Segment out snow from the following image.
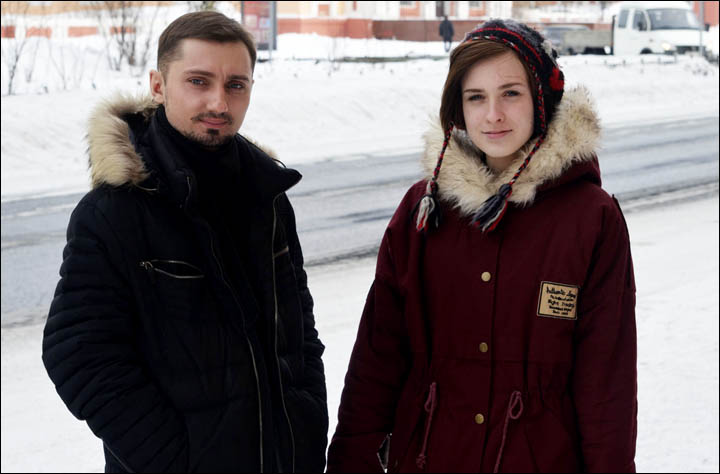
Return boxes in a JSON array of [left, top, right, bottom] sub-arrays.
[[2, 33, 718, 201], [1, 192, 718, 472], [1, 28, 719, 472]]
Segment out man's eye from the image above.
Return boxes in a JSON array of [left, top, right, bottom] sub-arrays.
[[228, 82, 245, 90], [189, 78, 206, 86]]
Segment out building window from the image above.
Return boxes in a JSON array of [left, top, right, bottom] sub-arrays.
[[400, 1, 415, 6], [469, 1, 484, 8]]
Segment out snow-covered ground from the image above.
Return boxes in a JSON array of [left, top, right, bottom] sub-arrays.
[[2, 33, 719, 201], [1, 192, 718, 473], [2, 27, 719, 473]]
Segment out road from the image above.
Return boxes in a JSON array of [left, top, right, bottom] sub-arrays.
[[1, 116, 718, 327]]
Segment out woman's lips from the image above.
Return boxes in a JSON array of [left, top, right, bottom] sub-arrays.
[[483, 130, 511, 139]]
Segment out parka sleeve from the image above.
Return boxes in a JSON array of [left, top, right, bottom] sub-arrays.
[[42, 201, 188, 472], [573, 197, 638, 473], [327, 224, 412, 473], [282, 194, 330, 472]]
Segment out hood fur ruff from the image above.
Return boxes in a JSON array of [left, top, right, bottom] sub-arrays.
[[86, 94, 276, 189], [421, 86, 601, 216]]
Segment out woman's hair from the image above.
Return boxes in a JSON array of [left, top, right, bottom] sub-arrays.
[[439, 40, 538, 132]]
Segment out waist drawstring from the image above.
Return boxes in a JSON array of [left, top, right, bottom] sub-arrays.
[[493, 390, 524, 473], [415, 382, 438, 469]]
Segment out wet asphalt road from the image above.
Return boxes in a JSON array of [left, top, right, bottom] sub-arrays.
[[2, 116, 718, 327]]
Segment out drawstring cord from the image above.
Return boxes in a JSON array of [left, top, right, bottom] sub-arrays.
[[493, 390, 524, 473], [415, 382, 438, 469]]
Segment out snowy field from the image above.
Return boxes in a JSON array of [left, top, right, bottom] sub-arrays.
[[1, 192, 718, 473], [2, 33, 719, 200]]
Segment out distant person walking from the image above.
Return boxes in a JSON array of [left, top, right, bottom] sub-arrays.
[[439, 15, 455, 52]]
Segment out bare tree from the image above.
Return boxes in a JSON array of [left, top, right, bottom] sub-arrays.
[[89, 1, 161, 73], [22, 2, 49, 85], [187, 1, 217, 12], [47, 39, 68, 90], [129, 2, 161, 77], [1, 0, 30, 95]]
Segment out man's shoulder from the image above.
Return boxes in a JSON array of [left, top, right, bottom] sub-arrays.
[[71, 184, 149, 228], [236, 134, 284, 167]]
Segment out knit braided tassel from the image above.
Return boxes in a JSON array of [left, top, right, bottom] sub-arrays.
[[471, 183, 513, 232], [414, 181, 438, 231], [414, 123, 454, 232], [471, 133, 547, 232]]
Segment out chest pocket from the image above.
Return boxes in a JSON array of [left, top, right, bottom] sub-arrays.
[[139, 259, 217, 322]]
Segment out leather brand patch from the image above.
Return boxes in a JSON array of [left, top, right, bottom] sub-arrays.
[[537, 281, 579, 320]]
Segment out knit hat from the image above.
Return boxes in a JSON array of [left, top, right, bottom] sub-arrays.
[[414, 19, 565, 233]]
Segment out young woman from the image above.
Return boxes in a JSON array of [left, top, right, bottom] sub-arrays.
[[327, 19, 637, 473]]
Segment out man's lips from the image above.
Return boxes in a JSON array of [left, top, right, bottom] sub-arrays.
[[199, 118, 228, 128]]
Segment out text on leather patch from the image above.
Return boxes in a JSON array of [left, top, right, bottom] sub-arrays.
[[537, 281, 579, 320]]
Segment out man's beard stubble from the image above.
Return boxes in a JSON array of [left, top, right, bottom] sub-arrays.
[[184, 128, 234, 149], [165, 95, 236, 149]]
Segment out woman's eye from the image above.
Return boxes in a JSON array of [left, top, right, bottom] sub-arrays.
[[468, 94, 484, 101], [505, 90, 520, 97]]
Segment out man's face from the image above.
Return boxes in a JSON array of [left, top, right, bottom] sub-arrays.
[[150, 39, 253, 148]]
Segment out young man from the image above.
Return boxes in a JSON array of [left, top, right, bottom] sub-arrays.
[[42, 11, 327, 472]]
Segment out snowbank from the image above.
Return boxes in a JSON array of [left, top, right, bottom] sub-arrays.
[[1, 34, 718, 201]]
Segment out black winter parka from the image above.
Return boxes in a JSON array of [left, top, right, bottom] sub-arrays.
[[42, 96, 328, 473]]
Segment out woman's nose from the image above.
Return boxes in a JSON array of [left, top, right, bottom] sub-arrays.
[[486, 99, 504, 123]]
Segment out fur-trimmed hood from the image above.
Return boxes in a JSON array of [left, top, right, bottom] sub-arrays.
[[87, 94, 157, 190], [86, 94, 279, 191], [421, 86, 601, 216]]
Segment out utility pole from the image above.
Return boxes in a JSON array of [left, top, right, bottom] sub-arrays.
[[699, 1, 705, 59]]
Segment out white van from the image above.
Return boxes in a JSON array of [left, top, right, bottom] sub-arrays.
[[613, 1, 710, 55]]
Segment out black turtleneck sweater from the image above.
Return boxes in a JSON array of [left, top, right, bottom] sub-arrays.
[[155, 106, 261, 298], [156, 106, 288, 470]]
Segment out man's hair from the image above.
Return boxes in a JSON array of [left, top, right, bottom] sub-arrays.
[[440, 40, 537, 132], [157, 11, 257, 75]]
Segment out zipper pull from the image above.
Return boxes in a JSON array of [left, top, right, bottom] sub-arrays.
[[139, 261, 156, 285]]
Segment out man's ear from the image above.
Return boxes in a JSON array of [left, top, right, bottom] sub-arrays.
[[149, 69, 165, 104]]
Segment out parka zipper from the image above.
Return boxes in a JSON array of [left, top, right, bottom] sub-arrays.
[[271, 194, 297, 472], [103, 442, 135, 473], [139, 259, 204, 280], [185, 175, 265, 472]]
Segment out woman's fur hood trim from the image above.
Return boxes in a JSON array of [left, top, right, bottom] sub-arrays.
[[86, 94, 276, 189], [421, 85, 601, 215]]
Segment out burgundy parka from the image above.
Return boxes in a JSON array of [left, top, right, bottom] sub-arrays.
[[327, 87, 637, 473]]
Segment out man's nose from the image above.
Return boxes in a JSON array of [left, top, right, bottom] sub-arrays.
[[208, 87, 229, 114]]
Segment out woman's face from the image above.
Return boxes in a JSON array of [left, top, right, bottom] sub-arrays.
[[461, 51, 534, 173]]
